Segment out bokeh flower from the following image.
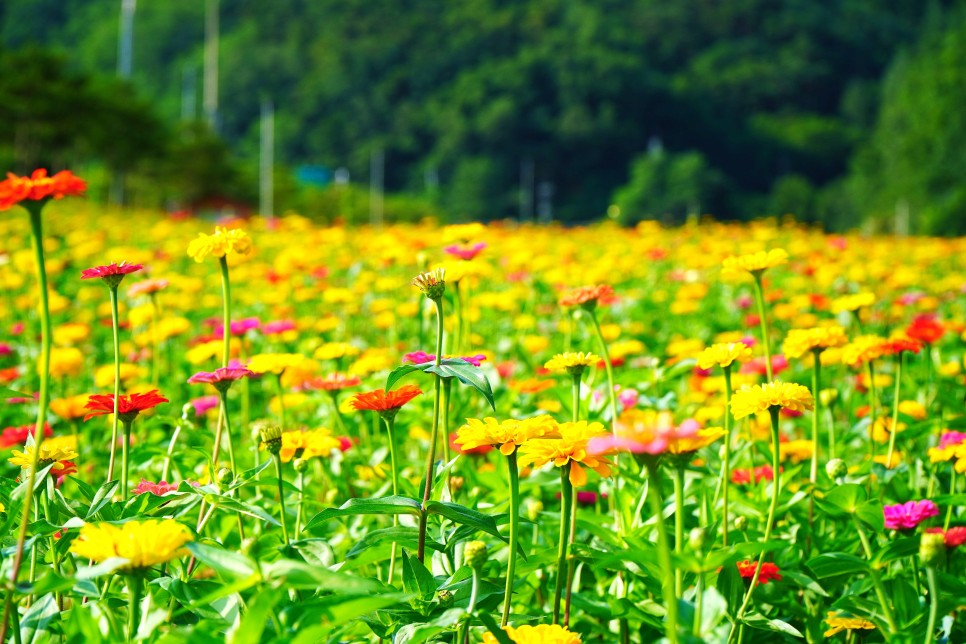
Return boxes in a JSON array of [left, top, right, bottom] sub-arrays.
[[519, 421, 613, 487], [736, 560, 782, 584], [186, 227, 252, 262], [729, 382, 814, 419], [69, 519, 193, 571], [482, 624, 581, 644], [883, 500, 939, 530], [455, 416, 557, 455], [696, 342, 754, 370]]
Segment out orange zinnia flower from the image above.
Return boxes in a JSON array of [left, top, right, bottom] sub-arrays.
[[350, 385, 422, 418], [559, 284, 616, 309], [84, 390, 170, 423], [0, 169, 86, 211]]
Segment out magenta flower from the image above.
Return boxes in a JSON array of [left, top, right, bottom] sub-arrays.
[[939, 431, 966, 449], [618, 388, 639, 411], [262, 319, 296, 335], [884, 500, 939, 530], [0, 343, 12, 357], [189, 395, 220, 416], [187, 366, 255, 392], [80, 262, 144, 288], [403, 351, 487, 367], [444, 242, 487, 260]]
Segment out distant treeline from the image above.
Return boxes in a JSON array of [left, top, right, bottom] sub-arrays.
[[2, 0, 966, 232]]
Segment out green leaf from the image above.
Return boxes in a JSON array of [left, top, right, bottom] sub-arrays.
[[304, 495, 422, 531], [345, 526, 443, 560], [0, 385, 30, 399], [186, 541, 259, 581], [715, 561, 743, 616], [85, 480, 120, 520], [742, 612, 804, 638], [425, 501, 504, 540], [822, 483, 867, 516], [805, 553, 869, 579], [289, 594, 412, 644], [263, 559, 386, 594], [478, 612, 514, 644], [856, 499, 884, 531], [385, 364, 424, 391], [426, 362, 496, 411], [20, 593, 58, 643], [401, 550, 438, 599]]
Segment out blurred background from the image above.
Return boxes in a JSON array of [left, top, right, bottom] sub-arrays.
[[1, 0, 963, 232]]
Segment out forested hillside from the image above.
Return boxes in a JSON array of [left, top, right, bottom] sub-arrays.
[[1, 0, 964, 231]]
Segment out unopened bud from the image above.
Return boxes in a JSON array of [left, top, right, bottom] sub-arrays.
[[689, 527, 710, 553], [449, 476, 464, 494], [734, 516, 748, 531], [826, 458, 848, 480], [217, 467, 233, 485], [920, 532, 946, 567], [412, 268, 446, 301], [436, 589, 454, 607], [258, 423, 283, 455], [294, 458, 309, 473], [463, 540, 488, 570], [526, 499, 544, 522]]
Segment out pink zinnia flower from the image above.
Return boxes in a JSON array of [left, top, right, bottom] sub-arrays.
[[80, 262, 144, 287], [133, 480, 180, 496], [402, 352, 487, 367], [444, 242, 487, 260], [939, 431, 966, 449], [588, 417, 699, 456], [189, 395, 220, 416], [262, 319, 296, 335], [187, 366, 255, 392], [0, 342, 12, 357], [737, 294, 754, 310], [618, 388, 639, 411], [127, 278, 169, 298], [884, 500, 939, 530]]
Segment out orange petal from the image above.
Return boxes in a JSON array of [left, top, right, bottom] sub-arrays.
[[569, 463, 587, 488]]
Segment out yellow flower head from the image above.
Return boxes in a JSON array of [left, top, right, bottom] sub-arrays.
[[69, 519, 193, 572], [667, 426, 726, 455], [778, 439, 814, 463], [730, 381, 814, 419], [841, 335, 888, 367], [721, 248, 788, 278], [313, 342, 361, 361], [831, 292, 875, 314], [48, 347, 85, 378], [543, 352, 601, 375], [483, 624, 582, 644], [455, 416, 558, 456], [279, 428, 343, 463], [186, 226, 252, 262], [50, 394, 93, 421], [696, 343, 753, 370], [247, 353, 306, 376], [824, 612, 876, 638], [781, 326, 848, 359], [517, 421, 613, 487], [9, 436, 78, 472]]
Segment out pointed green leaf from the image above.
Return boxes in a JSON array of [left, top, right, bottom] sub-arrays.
[[304, 495, 422, 531], [425, 501, 504, 540], [402, 550, 438, 599]]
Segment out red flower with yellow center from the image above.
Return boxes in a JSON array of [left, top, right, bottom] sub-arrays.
[[84, 390, 169, 423]]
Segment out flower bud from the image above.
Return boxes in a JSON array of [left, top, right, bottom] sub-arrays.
[[819, 388, 838, 407], [920, 532, 946, 567], [463, 540, 488, 570], [294, 458, 309, 473], [734, 516, 748, 531], [688, 527, 710, 553], [412, 268, 446, 301], [526, 499, 544, 522], [216, 467, 233, 485], [826, 458, 848, 480], [436, 589, 454, 607], [258, 423, 283, 455], [449, 475, 464, 494]]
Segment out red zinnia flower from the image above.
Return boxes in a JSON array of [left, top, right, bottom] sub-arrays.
[[906, 315, 945, 344], [736, 560, 782, 584], [187, 367, 255, 392], [883, 336, 923, 356], [560, 284, 617, 309], [84, 390, 169, 422], [350, 385, 422, 415], [81, 262, 144, 288], [926, 526, 966, 549], [308, 373, 362, 392], [0, 169, 86, 211], [0, 423, 52, 449]]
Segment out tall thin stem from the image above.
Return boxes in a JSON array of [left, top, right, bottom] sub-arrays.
[[925, 566, 939, 644], [1, 205, 54, 643], [852, 515, 898, 634], [108, 286, 122, 482], [673, 465, 686, 597], [646, 462, 679, 644], [886, 354, 903, 469], [810, 351, 822, 484], [273, 456, 290, 546], [867, 361, 878, 464], [126, 575, 142, 643], [588, 311, 624, 533], [727, 406, 782, 643], [219, 391, 238, 475], [385, 416, 400, 582], [121, 419, 133, 502], [501, 452, 521, 627], [219, 256, 231, 368], [721, 367, 733, 545], [751, 274, 773, 382], [417, 297, 444, 563], [552, 465, 574, 625]]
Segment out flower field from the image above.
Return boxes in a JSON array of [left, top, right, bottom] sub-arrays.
[[2, 171, 966, 643]]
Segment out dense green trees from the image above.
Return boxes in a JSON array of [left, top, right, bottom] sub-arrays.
[[1, 0, 963, 229]]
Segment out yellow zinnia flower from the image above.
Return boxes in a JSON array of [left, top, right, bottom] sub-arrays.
[[517, 421, 613, 487], [831, 292, 875, 314], [483, 624, 581, 644], [69, 519, 193, 571], [824, 612, 876, 637], [50, 394, 93, 421], [781, 326, 848, 359], [8, 436, 78, 472], [247, 353, 306, 376], [696, 342, 753, 370], [313, 342, 361, 361], [186, 226, 252, 262], [721, 248, 788, 277], [544, 352, 601, 374], [455, 416, 558, 456], [48, 347, 85, 378], [279, 428, 343, 463], [778, 439, 814, 463], [667, 426, 726, 455], [841, 335, 888, 367], [730, 382, 814, 419]]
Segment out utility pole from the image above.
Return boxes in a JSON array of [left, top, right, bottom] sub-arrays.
[[519, 158, 534, 221], [260, 100, 275, 219], [370, 148, 384, 227], [204, 0, 220, 131], [117, 0, 136, 78], [181, 65, 197, 121]]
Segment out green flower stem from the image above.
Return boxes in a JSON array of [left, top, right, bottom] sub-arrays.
[[693, 571, 704, 638], [727, 406, 782, 644], [867, 361, 878, 465], [645, 462, 679, 644], [944, 471, 956, 531], [385, 416, 400, 583], [552, 464, 574, 625], [571, 373, 581, 423], [273, 455, 290, 546], [417, 297, 444, 563], [219, 256, 231, 367], [127, 575, 142, 643], [219, 391, 238, 475], [453, 280, 463, 354], [925, 566, 939, 644], [161, 423, 181, 489], [3, 205, 53, 626], [442, 378, 453, 496], [673, 465, 686, 597], [751, 273, 773, 382], [107, 285, 122, 483], [328, 392, 347, 435], [886, 354, 903, 470], [501, 451, 521, 627], [564, 476, 579, 627], [210, 402, 226, 471], [810, 352, 822, 483], [149, 293, 161, 386], [852, 515, 898, 635], [275, 374, 287, 428], [588, 310, 624, 531], [294, 470, 305, 536], [722, 367, 733, 546], [121, 419, 134, 502]]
